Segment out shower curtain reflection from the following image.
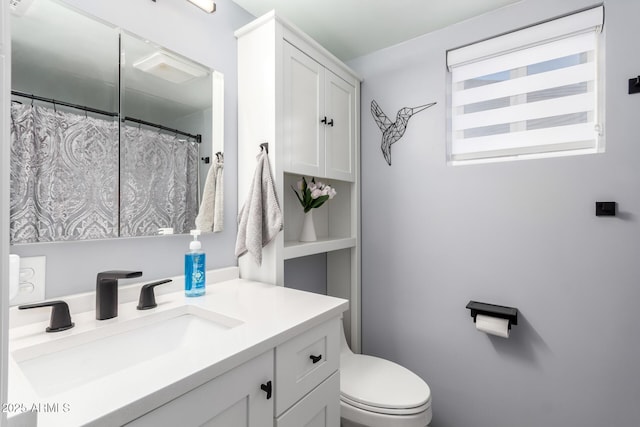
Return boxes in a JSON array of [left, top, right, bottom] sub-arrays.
[[10, 103, 119, 243], [9, 103, 200, 243], [120, 125, 199, 237]]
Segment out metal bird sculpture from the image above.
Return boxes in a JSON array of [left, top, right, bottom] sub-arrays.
[[371, 100, 436, 165]]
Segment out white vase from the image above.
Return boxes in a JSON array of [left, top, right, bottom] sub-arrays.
[[299, 210, 317, 242]]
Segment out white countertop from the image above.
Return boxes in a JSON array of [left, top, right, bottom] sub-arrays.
[[7, 272, 348, 426]]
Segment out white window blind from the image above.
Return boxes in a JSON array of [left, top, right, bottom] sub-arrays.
[[447, 6, 604, 162]]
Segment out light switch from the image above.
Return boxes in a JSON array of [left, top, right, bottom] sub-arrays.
[[595, 201, 616, 217]]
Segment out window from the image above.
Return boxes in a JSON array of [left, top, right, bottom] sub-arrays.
[[447, 6, 604, 163]]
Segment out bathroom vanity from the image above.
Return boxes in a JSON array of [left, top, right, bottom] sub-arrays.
[[6, 268, 347, 426]]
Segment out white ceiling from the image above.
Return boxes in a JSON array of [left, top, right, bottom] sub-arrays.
[[231, 0, 520, 61]]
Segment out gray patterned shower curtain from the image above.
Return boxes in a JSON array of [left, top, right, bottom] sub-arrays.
[[10, 104, 119, 243], [10, 103, 199, 243], [119, 126, 198, 237]]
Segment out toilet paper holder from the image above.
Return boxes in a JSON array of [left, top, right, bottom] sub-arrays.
[[466, 301, 518, 330]]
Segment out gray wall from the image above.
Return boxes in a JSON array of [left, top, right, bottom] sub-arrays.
[[284, 254, 327, 295], [348, 0, 640, 426], [10, 0, 255, 297]]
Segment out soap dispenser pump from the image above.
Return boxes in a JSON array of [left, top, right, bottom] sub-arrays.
[[185, 229, 206, 297]]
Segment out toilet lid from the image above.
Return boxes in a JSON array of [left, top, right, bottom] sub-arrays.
[[340, 353, 431, 412]]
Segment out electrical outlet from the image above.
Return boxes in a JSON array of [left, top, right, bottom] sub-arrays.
[[10, 256, 46, 306]]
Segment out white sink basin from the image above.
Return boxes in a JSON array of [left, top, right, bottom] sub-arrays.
[[11, 305, 243, 398]]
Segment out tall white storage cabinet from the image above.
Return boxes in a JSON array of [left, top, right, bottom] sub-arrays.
[[236, 12, 362, 351]]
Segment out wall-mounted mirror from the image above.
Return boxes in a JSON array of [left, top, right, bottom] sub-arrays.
[[119, 32, 212, 237], [9, 0, 224, 244]]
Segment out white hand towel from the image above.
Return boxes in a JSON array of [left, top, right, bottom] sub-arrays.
[[195, 156, 224, 232], [235, 150, 283, 265], [213, 157, 224, 232]]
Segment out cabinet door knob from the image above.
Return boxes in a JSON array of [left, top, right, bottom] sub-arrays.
[[260, 381, 272, 399], [327, 118, 334, 127], [310, 354, 322, 364], [320, 116, 327, 124]]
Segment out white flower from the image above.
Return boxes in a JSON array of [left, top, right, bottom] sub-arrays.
[[292, 176, 337, 211]]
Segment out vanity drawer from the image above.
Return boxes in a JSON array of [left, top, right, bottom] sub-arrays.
[[276, 371, 340, 427], [275, 317, 340, 416]]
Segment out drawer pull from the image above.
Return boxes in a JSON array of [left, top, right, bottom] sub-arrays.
[[309, 354, 322, 364], [260, 381, 272, 399]]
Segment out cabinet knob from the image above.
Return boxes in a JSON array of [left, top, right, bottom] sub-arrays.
[[260, 381, 272, 399], [310, 354, 322, 364], [320, 117, 334, 127]]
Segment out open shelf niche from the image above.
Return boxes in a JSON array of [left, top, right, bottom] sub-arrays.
[[283, 173, 355, 259]]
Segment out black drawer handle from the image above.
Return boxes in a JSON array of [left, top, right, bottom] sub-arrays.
[[310, 354, 322, 364], [260, 381, 272, 399]]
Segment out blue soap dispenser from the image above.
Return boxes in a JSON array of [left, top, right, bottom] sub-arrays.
[[185, 229, 206, 297]]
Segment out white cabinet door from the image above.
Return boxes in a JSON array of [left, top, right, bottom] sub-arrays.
[[284, 41, 324, 178], [125, 350, 274, 427], [283, 42, 355, 182], [324, 70, 355, 182], [276, 372, 340, 427]]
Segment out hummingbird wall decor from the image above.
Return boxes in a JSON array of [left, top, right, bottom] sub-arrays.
[[371, 100, 436, 166]]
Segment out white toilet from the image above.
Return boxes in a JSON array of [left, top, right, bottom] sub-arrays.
[[339, 325, 432, 427]]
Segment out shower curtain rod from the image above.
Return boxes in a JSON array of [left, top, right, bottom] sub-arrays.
[[123, 117, 201, 143], [11, 90, 118, 117], [11, 90, 202, 143]]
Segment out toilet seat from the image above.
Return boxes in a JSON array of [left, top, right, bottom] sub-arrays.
[[340, 352, 431, 416], [341, 394, 430, 416], [340, 400, 432, 427]]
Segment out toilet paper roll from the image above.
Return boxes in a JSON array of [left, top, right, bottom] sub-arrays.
[[476, 314, 510, 338]]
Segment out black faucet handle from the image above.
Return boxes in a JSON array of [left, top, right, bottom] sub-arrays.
[[19, 300, 74, 333], [137, 279, 172, 310], [97, 270, 143, 281]]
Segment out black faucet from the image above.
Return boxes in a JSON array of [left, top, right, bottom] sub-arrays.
[[96, 270, 142, 320]]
